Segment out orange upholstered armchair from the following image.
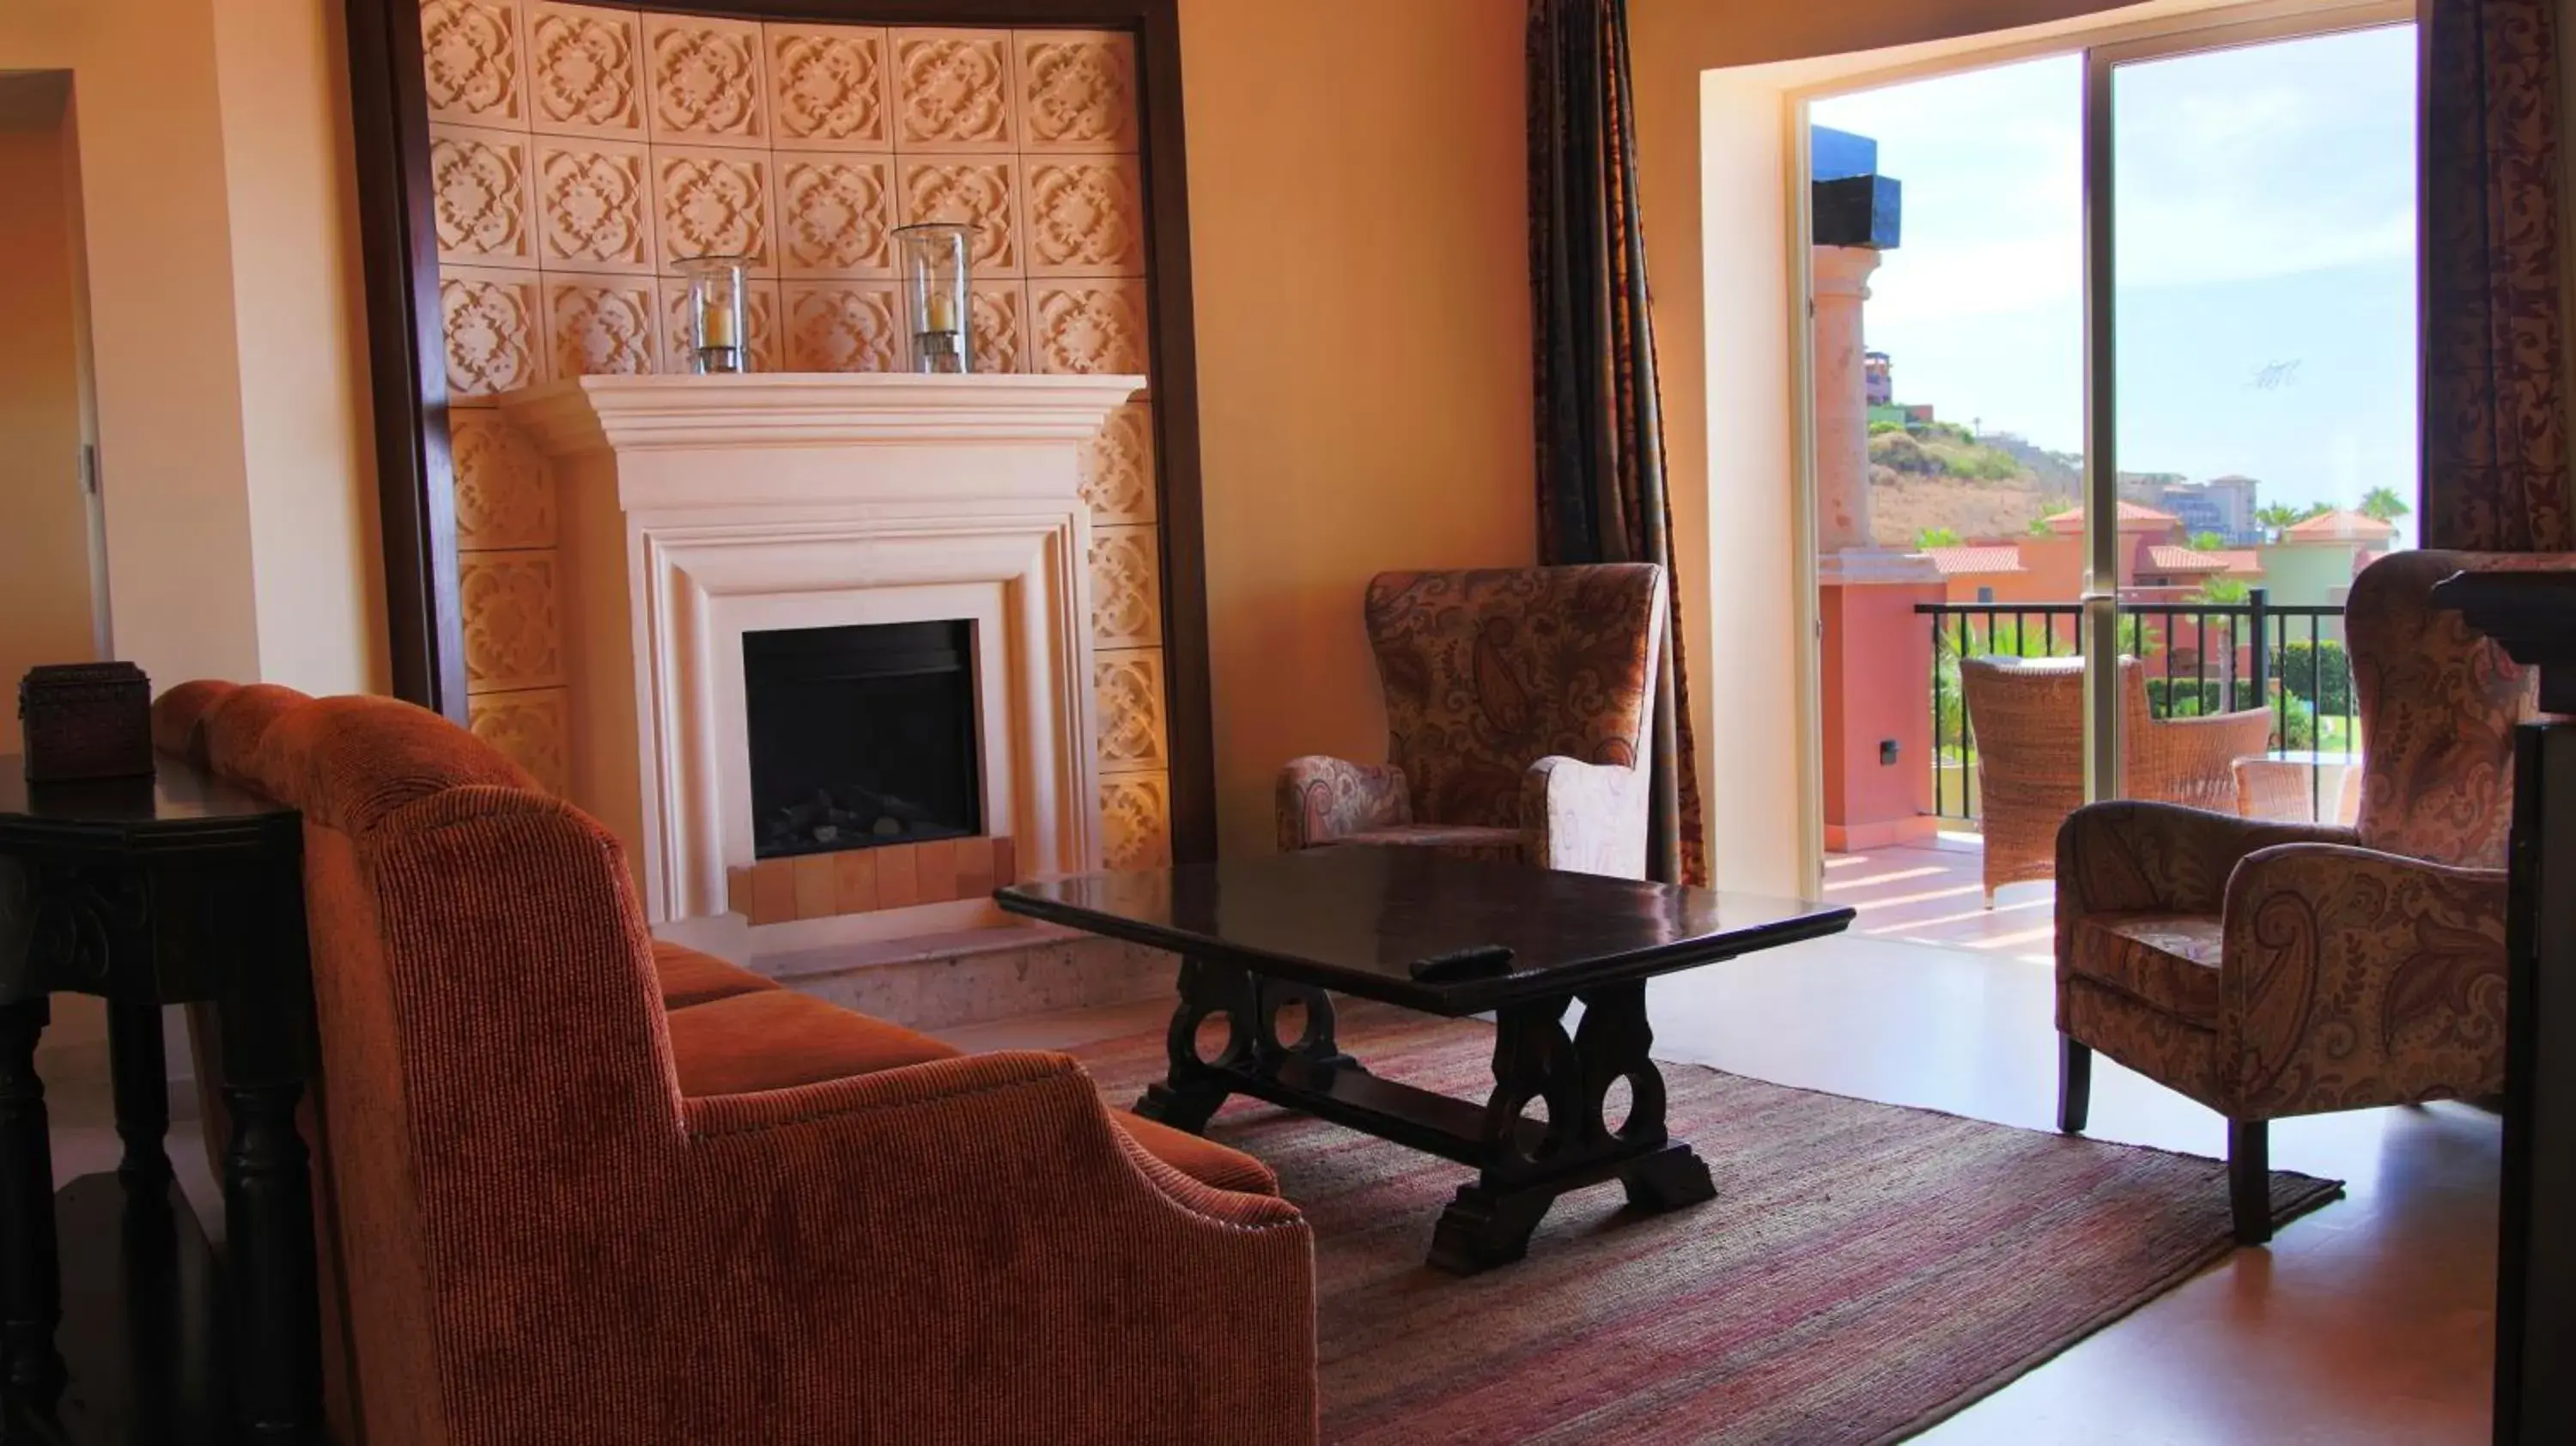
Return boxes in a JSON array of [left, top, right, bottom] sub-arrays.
[[152, 682, 1316, 1446], [1276, 564, 1667, 878], [2055, 550, 2565, 1243]]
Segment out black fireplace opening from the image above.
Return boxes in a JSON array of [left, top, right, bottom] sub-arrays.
[[744, 621, 983, 860]]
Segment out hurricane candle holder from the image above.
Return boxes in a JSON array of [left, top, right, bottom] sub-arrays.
[[894, 222, 972, 374], [678, 255, 750, 374]]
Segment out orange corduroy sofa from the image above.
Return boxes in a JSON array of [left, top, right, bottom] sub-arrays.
[[153, 680, 1317, 1446]]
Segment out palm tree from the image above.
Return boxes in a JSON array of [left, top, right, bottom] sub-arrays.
[[2359, 485, 2413, 523], [2254, 502, 2308, 536]]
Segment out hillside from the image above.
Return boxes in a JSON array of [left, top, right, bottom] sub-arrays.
[[1865, 422, 2075, 546], [1871, 477, 2067, 547]]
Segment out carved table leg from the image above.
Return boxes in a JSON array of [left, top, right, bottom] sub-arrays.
[[0, 999, 61, 1402], [223, 1079, 319, 1443], [1580, 986, 1716, 1214], [107, 1000, 171, 1188], [1429, 984, 1712, 1274], [1135, 958, 1253, 1133], [1251, 977, 1359, 1073]]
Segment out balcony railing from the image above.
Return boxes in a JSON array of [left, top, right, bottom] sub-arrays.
[[1914, 589, 2353, 823]]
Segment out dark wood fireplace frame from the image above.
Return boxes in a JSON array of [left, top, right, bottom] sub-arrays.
[[343, 0, 1220, 862]]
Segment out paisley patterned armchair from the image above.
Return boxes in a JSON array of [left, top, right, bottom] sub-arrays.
[[2057, 550, 2567, 1243], [1276, 565, 1666, 878]]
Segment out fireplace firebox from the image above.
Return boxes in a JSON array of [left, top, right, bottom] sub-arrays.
[[744, 622, 983, 860]]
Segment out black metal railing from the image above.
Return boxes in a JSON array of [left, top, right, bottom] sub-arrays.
[[1914, 588, 2352, 822]]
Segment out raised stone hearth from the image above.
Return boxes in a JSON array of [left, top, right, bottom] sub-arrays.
[[503, 372, 1157, 1023]]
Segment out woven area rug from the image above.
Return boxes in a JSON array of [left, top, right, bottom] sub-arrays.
[[1073, 1006, 2342, 1445]]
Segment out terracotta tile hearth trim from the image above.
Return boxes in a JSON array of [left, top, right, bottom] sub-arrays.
[[730, 835, 1018, 924]]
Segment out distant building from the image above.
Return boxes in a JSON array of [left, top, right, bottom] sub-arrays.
[[2117, 474, 2261, 545], [2256, 507, 2399, 629], [1863, 350, 1893, 407], [2136, 545, 2263, 590]]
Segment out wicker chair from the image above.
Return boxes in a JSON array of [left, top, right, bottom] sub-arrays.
[[2233, 756, 2364, 824], [1959, 656, 2273, 903]]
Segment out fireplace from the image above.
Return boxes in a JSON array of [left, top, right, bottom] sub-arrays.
[[744, 621, 983, 860], [501, 373, 1139, 923]]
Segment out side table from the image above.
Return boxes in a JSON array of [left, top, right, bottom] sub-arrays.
[[0, 753, 321, 1443]]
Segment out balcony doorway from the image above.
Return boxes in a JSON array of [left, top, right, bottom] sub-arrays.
[[1799, 8, 2416, 962]]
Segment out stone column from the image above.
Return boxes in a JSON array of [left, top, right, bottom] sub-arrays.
[[1812, 244, 1883, 556]]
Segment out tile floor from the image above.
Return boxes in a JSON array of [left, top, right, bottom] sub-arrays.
[[47, 914, 2495, 1443], [1824, 835, 2057, 963]]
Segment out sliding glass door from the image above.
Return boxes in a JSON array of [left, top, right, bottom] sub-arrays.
[[2081, 7, 2415, 817], [1796, 3, 2415, 949]]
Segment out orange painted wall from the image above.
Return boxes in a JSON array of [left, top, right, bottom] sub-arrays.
[[0, 0, 386, 698], [1819, 580, 1941, 846], [0, 105, 100, 754], [1180, 0, 1538, 858]]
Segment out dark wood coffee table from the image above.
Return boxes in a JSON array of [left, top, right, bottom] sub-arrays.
[[997, 847, 1853, 1273]]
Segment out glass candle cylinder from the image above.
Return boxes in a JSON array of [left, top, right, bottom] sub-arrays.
[[678, 255, 750, 374], [894, 222, 973, 374]]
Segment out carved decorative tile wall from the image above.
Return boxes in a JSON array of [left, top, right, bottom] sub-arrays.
[[777, 156, 893, 277], [1096, 649, 1168, 775], [450, 412, 556, 550], [422, 0, 526, 130], [897, 158, 1018, 276], [784, 283, 902, 373], [894, 31, 1015, 151], [1089, 524, 1161, 649], [526, 3, 645, 139], [1078, 401, 1155, 524], [427, 17, 1165, 838], [1021, 157, 1142, 278], [459, 550, 565, 692], [768, 24, 890, 150], [654, 145, 773, 274], [470, 688, 571, 795], [1018, 33, 1135, 153], [431, 125, 535, 264], [645, 13, 764, 143], [1100, 775, 1171, 870], [440, 267, 543, 398], [1032, 279, 1147, 374], [535, 137, 653, 273], [969, 282, 1026, 374], [544, 278, 659, 377], [659, 278, 781, 374]]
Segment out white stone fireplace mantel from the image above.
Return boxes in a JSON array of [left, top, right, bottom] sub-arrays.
[[501, 373, 1147, 927]]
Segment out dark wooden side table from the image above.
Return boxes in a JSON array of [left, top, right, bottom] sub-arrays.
[[2431, 571, 2576, 1446], [0, 754, 321, 1443]]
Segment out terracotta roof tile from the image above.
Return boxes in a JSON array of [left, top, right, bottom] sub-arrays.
[[1921, 545, 2026, 576]]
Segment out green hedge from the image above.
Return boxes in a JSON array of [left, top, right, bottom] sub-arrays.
[[2275, 641, 2353, 715], [2143, 678, 2227, 718]]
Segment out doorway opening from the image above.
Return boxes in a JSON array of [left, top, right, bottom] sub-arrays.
[[1801, 10, 2417, 962]]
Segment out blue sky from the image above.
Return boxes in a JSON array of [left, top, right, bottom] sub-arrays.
[[1809, 24, 2418, 541]]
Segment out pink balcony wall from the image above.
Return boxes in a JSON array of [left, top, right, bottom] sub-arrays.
[[1820, 579, 1945, 851]]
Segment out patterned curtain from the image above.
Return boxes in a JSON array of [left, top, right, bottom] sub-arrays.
[[2423, 0, 2572, 550], [1528, 0, 1707, 886]]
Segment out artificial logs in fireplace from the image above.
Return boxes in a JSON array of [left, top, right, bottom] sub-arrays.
[[742, 621, 982, 860]]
